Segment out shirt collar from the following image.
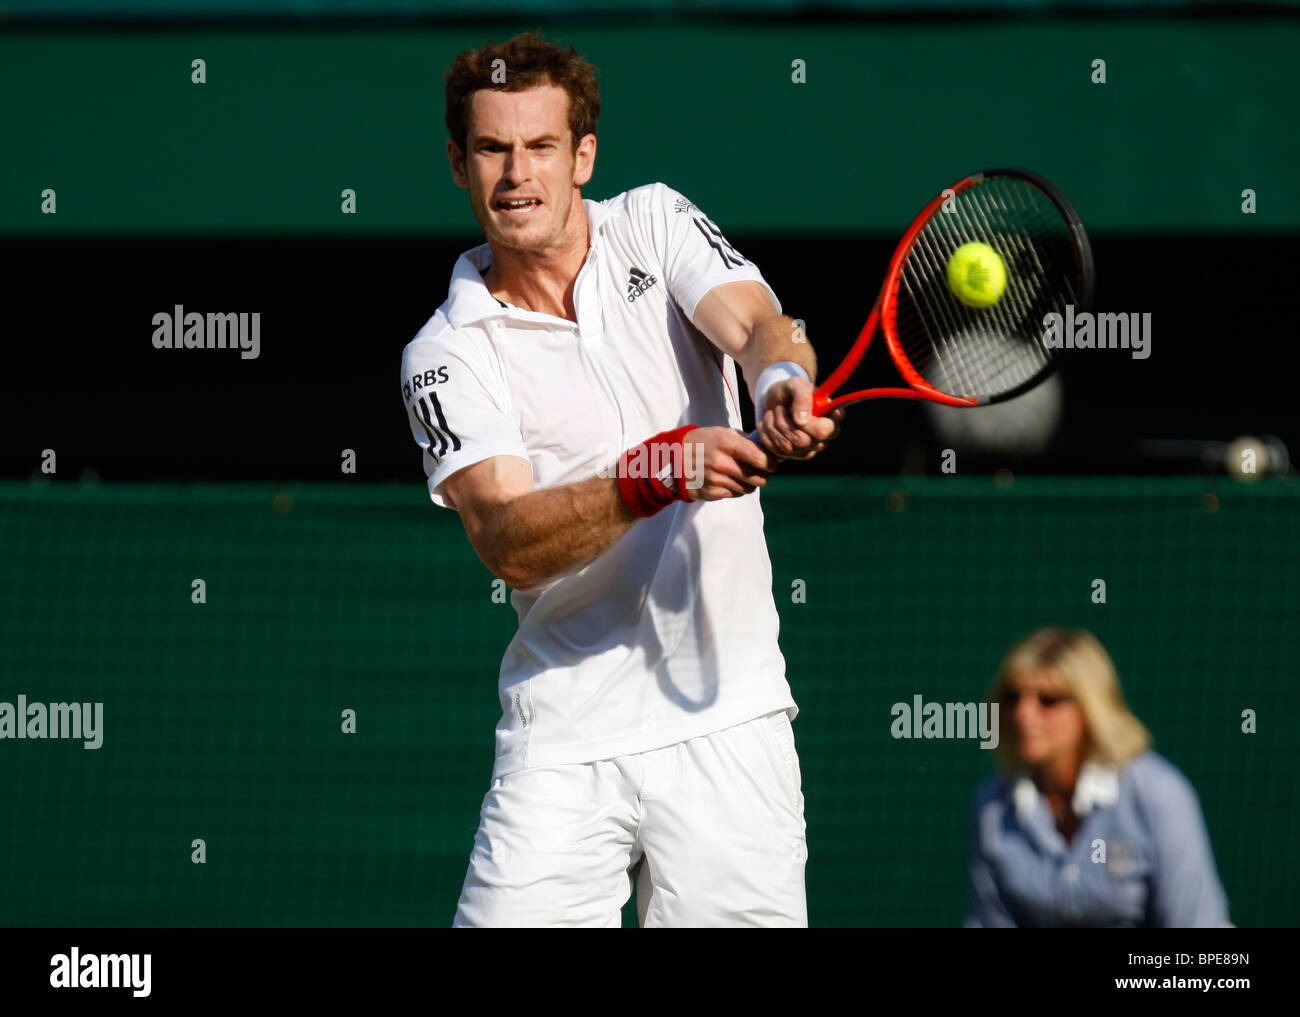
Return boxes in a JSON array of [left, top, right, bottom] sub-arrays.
[[1071, 761, 1120, 815], [444, 196, 611, 330], [1012, 761, 1121, 821]]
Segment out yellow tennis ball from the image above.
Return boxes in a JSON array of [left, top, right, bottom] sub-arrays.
[[946, 242, 1007, 309]]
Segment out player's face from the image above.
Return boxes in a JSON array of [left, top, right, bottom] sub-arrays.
[[1002, 670, 1086, 768], [452, 84, 594, 253]]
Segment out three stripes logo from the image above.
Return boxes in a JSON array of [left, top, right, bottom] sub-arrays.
[[410, 390, 461, 464], [626, 267, 659, 303], [691, 214, 749, 269]]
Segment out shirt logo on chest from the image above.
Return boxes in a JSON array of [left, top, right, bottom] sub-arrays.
[[626, 266, 659, 303]]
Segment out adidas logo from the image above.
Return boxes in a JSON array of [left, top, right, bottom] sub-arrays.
[[626, 267, 660, 303]]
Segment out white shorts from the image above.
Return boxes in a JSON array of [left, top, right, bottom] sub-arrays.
[[452, 710, 808, 927]]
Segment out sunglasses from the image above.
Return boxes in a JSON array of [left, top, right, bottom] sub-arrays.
[[998, 689, 1075, 708]]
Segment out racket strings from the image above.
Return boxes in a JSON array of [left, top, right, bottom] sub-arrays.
[[903, 242, 984, 397], [961, 181, 1051, 359], [915, 184, 1064, 392], [966, 177, 1082, 358], [953, 179, 1055, 366], [895, 175, 1083, 400], [911, 185, 1052, 393]]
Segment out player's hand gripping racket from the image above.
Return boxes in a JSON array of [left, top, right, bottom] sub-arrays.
[[748, 168, 1094, 449]]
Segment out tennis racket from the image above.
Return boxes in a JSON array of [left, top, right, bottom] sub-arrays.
[[748, 167, 1094, 447]]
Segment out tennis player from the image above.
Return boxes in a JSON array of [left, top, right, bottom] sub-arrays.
[[400, 32, 842, 927], [965, 627, 1230, 927]]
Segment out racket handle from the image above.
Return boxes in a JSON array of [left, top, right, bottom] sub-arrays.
[[746, 393, 833, 448]]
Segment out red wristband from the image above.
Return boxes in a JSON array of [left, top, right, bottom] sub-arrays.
[[616, 425, 700, 518]]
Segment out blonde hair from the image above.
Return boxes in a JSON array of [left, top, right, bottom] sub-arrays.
[[987, 627, 1151, 774]]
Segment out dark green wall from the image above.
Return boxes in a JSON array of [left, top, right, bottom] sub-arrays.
[[0, 0, 1228, 17], [2, 477, 1295, 927], [2, 20, 1297, 235]]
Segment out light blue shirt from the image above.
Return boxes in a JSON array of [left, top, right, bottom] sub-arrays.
[[964, 750, 1230, 928]]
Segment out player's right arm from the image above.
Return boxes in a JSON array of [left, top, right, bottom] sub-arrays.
[[401, 327, 771, 593], [442, 429, 770, 593]]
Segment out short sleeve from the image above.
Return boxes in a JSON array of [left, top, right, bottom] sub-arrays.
[[636, 182, 782, 326], [400, 332, 530, 509]]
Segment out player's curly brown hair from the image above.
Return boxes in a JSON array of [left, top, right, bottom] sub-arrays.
[[444, 31, 601, 156]]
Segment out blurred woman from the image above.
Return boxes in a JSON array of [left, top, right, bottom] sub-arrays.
[[964, 627, 1229, 927]]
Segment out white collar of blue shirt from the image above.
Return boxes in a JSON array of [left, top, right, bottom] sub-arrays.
[[1013, 761, 1121, 820]]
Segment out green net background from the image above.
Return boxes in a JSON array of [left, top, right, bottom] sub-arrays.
[[1, 476, 1296, 927], [4, 21, 1299, 236]]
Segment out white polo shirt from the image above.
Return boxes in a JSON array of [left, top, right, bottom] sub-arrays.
[[400, 182, 796, 778]]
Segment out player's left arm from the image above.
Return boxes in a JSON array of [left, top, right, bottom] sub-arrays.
[[693, 280, 843, 460]]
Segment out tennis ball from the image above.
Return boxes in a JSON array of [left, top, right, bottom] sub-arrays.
[[946, 242, 1007, 309]]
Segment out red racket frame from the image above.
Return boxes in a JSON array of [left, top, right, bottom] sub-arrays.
[[792, 168, 1093, 419]]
